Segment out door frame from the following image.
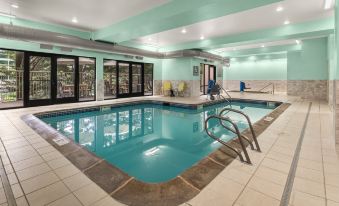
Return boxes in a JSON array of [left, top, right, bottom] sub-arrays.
[[54, 55, 79, 104], [201, 64, 216, 95], [24, 52, 79, 107], [116, 60, 144, 98]]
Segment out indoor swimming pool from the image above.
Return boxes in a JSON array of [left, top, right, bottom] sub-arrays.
[[40, 101, 278, 183]]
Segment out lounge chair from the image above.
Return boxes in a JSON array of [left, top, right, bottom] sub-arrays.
[[162, 81, 172, 96], [177, 82, 186, 97]]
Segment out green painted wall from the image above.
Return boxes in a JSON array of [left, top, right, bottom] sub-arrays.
[[224, 58, 287, 80], [161, 58, 193, 80], [287, 37, 328, 80]]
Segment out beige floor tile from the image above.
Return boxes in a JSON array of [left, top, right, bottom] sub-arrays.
[[326, 184, 339, 203], [219, 167, 252, 185], [21, 171, 59, 194], [16, 163, 51, 181], [261, 157, 290, 174], [54, 164, 80, 179], [7, 173, 18, 185], [298, 158, 323, 171], [324, 163, 339, 175], [247, 176, 284, 200], [293, 177, 325, 198], [42, 151, 63, 161], [0, 188, 6, 204], [12, 156, 44, 172], [15, 196, 29, 206], [325, 174, 339, 187], [11, 183, 24, 198], [26, 181, 70, 206], [189, 188, 234, 206], [47, 157, 71, 170], [36, 146, 57, 155], [289, 190, 326, 206], [63, 173, 92, 192], [47, 194, 82, 206], [236, 187, 280, 206], [296, 166, 324, 183], [91, 196, 125, 206], [206, 176, 244, 202], [74, 183, 108, 206], [266, 150, 293, 164], [327, 200, 339, 206], [254, 166, 288, 186]]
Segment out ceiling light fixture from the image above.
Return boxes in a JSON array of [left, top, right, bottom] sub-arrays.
[[11, 4, 19, 9], [324, 0, 334, 10], [284, 20, 290, 25], [0, 12, 16, 18], [71, 17, 78, 23], [261, 45, 265, 48], [181, 28, 187, 34], [296, 40, 301, 44], [276, 6, 284, 12], [200, 36, 205, 40]]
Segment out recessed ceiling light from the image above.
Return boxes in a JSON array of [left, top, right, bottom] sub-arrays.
[[296, 40, 301, 44], [276, 6, 284, 12], [181, 28, 187, 34], [261, 45, 265, 48], [0, 12, 15, 18], [71, 17, 78, 23], [284, 20, 290, 25], [324, 0, 334, 10], [200, 36, 205, 40], [11, 4, 19, 9], [148, 37, 153, 41]]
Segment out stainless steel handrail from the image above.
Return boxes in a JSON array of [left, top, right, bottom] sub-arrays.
[[205, 115, 252, 164], [258, 83, 275, 94], [219, 108, 261, 152], [218, 120, 255, 150]]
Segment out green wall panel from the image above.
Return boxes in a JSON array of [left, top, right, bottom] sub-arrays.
[[287, 37, 328, 80], [224, 58, 287, 80]]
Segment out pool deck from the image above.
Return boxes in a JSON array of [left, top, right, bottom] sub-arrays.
[[0, 92, 338, 206]]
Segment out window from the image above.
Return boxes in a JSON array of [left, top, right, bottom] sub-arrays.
[[103, 60, 117, 99], [144, 63, 153, 95], [79, 57, 96, 101], [0, 49, 24, 109]]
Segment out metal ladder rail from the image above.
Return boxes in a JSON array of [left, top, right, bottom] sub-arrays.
[[219, 108, 261, 152], [205, 115, 252, 164], [218, 120, 255, 151], [258, 83, 275, 94]]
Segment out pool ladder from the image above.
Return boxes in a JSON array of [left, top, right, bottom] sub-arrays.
[[204, 108, 261, 164]]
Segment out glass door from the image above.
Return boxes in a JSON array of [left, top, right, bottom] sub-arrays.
[[25, 53, 79, 107], [56, 57, 78, 103], [24, 53, 53, 107], [118, 62, 130, 97], [131, 63, 143, 96], [117, 61, 144, 98]]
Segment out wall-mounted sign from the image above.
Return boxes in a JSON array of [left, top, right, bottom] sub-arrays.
[[193, 66, 199, 76]]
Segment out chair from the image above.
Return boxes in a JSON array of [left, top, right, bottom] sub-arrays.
[[162, 81, 172, 96], [177, 82, 186, 97]]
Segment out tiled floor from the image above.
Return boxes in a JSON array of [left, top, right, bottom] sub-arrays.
[[0, 92, 338, 206]]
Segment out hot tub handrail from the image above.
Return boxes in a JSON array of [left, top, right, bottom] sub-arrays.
[[219, 108, 261, 152], [204, 115, 252, 164]]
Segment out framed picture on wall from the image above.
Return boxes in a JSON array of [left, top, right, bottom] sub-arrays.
[[193, 66, 199, 76]]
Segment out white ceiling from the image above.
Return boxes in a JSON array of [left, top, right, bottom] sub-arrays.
[[210, 39, 298, 54], [135, 0, 333, 48], [0, 0, 170, 31]]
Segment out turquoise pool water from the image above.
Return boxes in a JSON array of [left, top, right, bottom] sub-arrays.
[[41, 101, 277, 183]]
